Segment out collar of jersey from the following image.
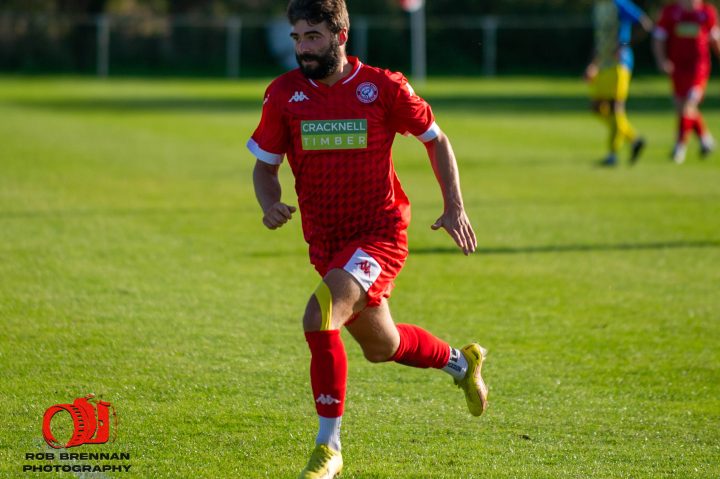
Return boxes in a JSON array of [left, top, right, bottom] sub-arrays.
[[307, 56, 363, 89]]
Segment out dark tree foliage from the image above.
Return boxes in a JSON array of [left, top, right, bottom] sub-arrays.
[[0, 0, 662, 15]]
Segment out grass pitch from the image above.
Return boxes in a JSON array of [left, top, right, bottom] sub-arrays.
[[1, 75, 719, 478]]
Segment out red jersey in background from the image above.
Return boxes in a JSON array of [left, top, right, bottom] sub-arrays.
[[656, 2, 719, 78]]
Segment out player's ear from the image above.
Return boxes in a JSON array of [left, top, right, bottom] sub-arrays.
[[337, 29, 348, 46]]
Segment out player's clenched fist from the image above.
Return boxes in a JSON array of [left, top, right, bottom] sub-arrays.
[[657, 59, 674, 75], [262, 202, 297, 229]]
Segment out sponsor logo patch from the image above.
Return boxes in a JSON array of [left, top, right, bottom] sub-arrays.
[[675, 22, 700, 38], [300, 119, 367, 150]]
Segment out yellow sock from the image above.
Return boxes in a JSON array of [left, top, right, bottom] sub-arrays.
[[594, 103, 618, 154], [613, 111, 637, 152]]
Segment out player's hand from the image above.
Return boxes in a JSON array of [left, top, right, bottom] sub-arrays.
[[262, 202, 296, 229], [640, 16, 654, 33], [658, 59, 674, 75], [584, 63, 598, 82], [431, 207, 477, 255]]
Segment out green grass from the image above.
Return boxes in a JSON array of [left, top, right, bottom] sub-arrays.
[[1, 74, 719, 478]]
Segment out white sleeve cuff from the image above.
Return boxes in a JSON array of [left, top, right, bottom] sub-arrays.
[[247, 138, 284, 165], [415, 122, 441, 143], [653, 27, 668, 40]]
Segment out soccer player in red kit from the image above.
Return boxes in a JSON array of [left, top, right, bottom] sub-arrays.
[[653, 0, 720, 163], [248, 0, 488, 477]]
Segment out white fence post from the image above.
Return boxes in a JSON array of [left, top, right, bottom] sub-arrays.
[[410, 6, 426, 84], [352, 15, 368, 62], [96, 14, 110, 77], [482, 15, 498, 77], [227, 16, 242, 78]]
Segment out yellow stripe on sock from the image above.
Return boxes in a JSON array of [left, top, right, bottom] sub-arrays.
[[314, 281, 333, 331]]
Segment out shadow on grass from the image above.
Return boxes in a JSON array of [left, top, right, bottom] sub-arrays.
[[7, 93, 719, 114], [424, 94, 720, 113], [6, 97, 262, 113], [240, 239, 720, 258], [413, 239, 720, 255], [0, 206, 257, 220]]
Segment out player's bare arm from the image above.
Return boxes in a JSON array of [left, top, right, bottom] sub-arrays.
[[425, 131, 477, 255], [711, 28, 720, 60], [640, 15, 654, 33], [652, 31, 673, 74], [252, 159, 296, 230]]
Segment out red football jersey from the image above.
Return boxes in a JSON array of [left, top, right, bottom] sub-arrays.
[[655, 2, 720, 75], [248, 56, 439, 253]]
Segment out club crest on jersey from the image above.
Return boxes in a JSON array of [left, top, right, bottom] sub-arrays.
[[356, 82, 378, 104]]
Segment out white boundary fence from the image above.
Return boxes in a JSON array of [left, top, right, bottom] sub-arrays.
[[1, 13, 593, 79]]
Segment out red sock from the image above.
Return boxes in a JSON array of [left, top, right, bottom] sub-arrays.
[[391, 324, 450, 369], [305, 330, 347, 418], [679, 115, 694, 143], [693, 114, 707, 138]]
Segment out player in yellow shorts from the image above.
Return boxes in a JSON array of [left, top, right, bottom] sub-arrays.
[[585, 0, 653, 166]]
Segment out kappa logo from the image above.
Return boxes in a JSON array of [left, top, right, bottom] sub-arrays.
[[315, 394, 341, 405], [289, 91, 310, 103], [355, 260, 372, 277], [450, 348, 460, 362]]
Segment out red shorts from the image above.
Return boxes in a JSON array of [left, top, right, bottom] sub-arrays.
[[672, 72, 708, 101], [310, 232, 408, 307]]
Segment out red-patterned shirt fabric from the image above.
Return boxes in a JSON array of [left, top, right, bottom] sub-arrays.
[[656, 3, 718, 76], [248, 56, 439, 265]]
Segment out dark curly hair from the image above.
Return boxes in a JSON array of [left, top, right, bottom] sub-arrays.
[[287, 0, 350, 33]]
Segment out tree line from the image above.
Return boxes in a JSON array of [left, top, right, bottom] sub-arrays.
[[2, 0, 663, 16]]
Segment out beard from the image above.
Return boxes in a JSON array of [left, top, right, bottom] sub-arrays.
[[295, 38, 341, 80]]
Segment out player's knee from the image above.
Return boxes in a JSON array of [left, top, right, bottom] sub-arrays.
[[592, 100, 612, 116], [359, 341, 396, 363], [302, 295, 323, 332], [362, 347, 394, 363], [303, 279, 347, 332], [682, 104, 698, 116]]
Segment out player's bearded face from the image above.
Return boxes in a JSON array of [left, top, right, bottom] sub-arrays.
[[296, 36, 341, 80]]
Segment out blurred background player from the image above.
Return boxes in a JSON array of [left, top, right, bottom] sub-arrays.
[[652, 0, 720, 164], [248, 0, 488, 477], [584, 0, 653, 167]]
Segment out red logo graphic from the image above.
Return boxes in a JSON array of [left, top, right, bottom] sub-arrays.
[[42, 394, 117, 449], [355, 260, 372, 276]]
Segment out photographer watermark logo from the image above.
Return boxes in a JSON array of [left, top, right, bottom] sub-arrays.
[[42, 394, 117, 449], [23, 394, 130, 474]]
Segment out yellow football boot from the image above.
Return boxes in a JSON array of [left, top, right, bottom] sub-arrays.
[[454, 343, 488, 416], [298, 444, 343, 479]]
